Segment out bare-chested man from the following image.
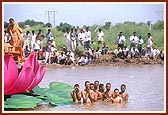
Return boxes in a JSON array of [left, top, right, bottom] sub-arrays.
[[103, 83, 114, 102], [93, 80, 103, 100], [97, 83, 105, 100], [112, 88, 123, 103], [90, 83, 98, 102], [71, 84, 82, 103], [82, 81, 95, 103], [119, 84, 129, 101]]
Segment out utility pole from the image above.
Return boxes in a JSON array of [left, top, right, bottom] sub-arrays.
[[155, 10, 163, 21], [45, 11, 50, 24], [149, 21, 152, 31], [45, 11, 58, 27]]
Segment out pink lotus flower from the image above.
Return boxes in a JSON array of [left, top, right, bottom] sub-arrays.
[[4, 53, 45, 95]]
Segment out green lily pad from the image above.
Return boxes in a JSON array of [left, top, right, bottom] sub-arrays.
[[32, 82, 73, 106], [4, 94, 43, 109], [32, 86, 49, 96]]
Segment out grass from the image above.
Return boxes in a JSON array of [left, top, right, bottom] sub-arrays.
[[23, 22, 164, 51]]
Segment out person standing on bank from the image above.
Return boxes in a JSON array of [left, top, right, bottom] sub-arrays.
[[97, 28, 104, 44], [137, 36, 144, 57], [116, 32, 126, 50], [85, 27, 91, 49]]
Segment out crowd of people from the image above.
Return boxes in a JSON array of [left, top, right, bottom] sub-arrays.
[[4, 18, 164, 66], [71, 81, 128, 103]]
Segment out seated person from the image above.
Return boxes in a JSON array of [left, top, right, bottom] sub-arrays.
[[113, 47, 123, 58], [50, 49, 59, 64], [57, 52, 67, 64], [101, 43, 109, 55], [159, 49, 164, 61], [71, 84, 82, 103], [78, 55, 89, 65], [130, 45, 139, 58], [65, 51, 75, 65], [122, 46, 129, 58], [112, 88, 123, 103], [95, 47, 102, 60]]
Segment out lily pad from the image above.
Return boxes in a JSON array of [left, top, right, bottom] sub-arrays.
[[4, 94, 43, 109], [32, 82, 73, 106]]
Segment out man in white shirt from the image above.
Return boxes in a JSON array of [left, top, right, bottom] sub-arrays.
[[146, 33, 153, 55], [78, 29, 86, 47], [85, 27, 91, 48], [31, 30, 37, 52], [116, 32, 126, 50], [97, 28, 104, 44], [137, 36, 144, 57], [64, 30, 71, 51], [130, 32, 139, 50], [70, 28, 76, 52]]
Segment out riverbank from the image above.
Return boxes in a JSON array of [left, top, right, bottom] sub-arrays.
[[41, 54, 164, 69]]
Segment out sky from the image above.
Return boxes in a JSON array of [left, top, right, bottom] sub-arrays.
[[3, 2, 165, 27]]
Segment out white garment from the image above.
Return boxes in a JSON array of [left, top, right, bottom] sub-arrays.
[[64, 32, 72, 51], [34, 40, 41, 50], [85, 31, 91, 41], [131, 47, 139, 55], [138, 38, 144, 45], [45, 52, 51, 63], [31, 34, 37, 49], [78, 32, 86, 47], [113, 48, 122, 55], [117, 35, 126, 44], [151, 48, 160, 58], [97, 31, 104, 41], [130, 35, 139, 44], [147, 36, 153, 47]]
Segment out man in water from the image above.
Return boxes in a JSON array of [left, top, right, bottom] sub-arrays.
[[71, 84, 82, 103], [81, 81, 95, 103], [103, 83, 114, 102], [90, 83, 98, 102], [112, 88, 123, 103], [97, 83, 105, 100], [119, 84, 129, 101], [94, 80, 99, 91]]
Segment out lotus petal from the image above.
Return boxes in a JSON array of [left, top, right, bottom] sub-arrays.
[[21, 53, 35, 73], [5, 67, 34, 95], [4, 55, 18, 94], [27, 66, 45, 91]]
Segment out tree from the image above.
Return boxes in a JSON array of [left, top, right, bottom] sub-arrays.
[[46, 23, 52, 28], [103, 21, 111, 30], [153, 21, 164, 30], [18, 22, 26, 29], [147, 21, 151, 26], [56, 22, 73, 32]]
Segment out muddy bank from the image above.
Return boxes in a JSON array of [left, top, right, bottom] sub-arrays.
[[41, 54, 164, 69]]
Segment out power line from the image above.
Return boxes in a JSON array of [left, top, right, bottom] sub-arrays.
[[155, 10, 163, 21]]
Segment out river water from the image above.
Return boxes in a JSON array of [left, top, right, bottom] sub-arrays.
[[34, 64, 165, 112]]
